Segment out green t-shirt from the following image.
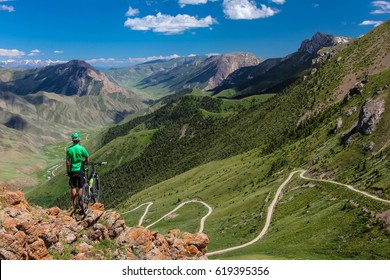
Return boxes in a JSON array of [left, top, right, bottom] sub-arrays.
[[66, 143, 89, 172]]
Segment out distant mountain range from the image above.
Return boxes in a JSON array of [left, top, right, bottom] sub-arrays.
[[0, 32, 352, 143], [104, 52, 262, 98], [0, 59, 66, 69], [0, 60, 145, 145], [104, 32, 351, 99], [0, 31, 353, 189]]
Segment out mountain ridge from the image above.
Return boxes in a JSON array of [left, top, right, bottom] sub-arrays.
[[213, 32, 352, 97], [105, 52, 262, 98]]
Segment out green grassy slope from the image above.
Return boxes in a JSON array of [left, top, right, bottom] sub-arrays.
[[111, 146, 390, 259]]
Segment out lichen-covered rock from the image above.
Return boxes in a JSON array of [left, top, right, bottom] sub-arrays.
[[0, 188, 209, 260]]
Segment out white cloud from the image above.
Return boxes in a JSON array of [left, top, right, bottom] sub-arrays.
[[271, 0, 285, 4], [371, 1, 390, 14], [178, 0, 219, 8], [223, 0, 279, 20], [359, 20, 384, 27], [0, 48, 25, 57], [125, 6, 140, 17], [0, 59, 66, 68], [179, 0, 207, 7], [86, 58, 118, 65], [28, 49, 41, 56], [124, 12, 215, 34], [0, 4, 14, 12], [127, 54, 181, 64], [83, 55, 182, 67], [312, 3, 320, 8], [54, 50, 64, 54]]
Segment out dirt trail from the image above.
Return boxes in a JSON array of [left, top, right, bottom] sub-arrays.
[[120, 202, 154, 226], [206, 170, 303, 256], [120, 200, 213, 233], [206, 170, 390, 256], [113, 170, 390, 257]]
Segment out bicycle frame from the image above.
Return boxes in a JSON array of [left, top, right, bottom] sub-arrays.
[[80, 161, 106, 215]]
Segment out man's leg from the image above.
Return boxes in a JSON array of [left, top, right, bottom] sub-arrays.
[[71, 188, 78, 207], [69, 175, 78, 208], [78, 187, 83, 206]]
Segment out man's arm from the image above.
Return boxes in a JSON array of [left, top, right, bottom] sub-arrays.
[[84, 147, 89, 163], [66, 158, 71, 176]]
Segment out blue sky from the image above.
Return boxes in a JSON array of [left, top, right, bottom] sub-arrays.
[[0, 0, 389, 67]]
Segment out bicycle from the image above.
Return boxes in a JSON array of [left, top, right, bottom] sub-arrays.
[[80, 161, 107, 215]]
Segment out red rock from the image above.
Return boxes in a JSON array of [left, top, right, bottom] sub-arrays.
[[0, 188, 208, 260], [27, 238, 49, 260]]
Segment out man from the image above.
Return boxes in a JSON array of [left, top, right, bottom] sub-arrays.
[[66, 132, 89, 210]]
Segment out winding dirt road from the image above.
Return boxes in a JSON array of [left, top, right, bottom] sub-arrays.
[[120, 200, 213, 233], [206, 170, 304, 256], [206, 170, 390, 256], [113, 169, 390, 257], [120, 202, 154, 226]]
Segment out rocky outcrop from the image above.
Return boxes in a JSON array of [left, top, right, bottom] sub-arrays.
[[0, 188, 208, 260], [330, 118, 343, 134], [203, 53, 262, 90], [299, 32, 351, 55], [341, 97, 385, 145], [357, 98, 385, 135], [377, 210, 390, 231], [344, 80, 368, 103]]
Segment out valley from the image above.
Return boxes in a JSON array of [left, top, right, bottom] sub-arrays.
[[1, 20, 390, 260]]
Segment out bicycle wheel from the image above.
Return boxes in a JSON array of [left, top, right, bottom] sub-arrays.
[[81, 182, 91, 215], [92, 175, 101, 203]]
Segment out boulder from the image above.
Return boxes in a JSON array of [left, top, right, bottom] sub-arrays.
[[357, 98, 385, 135]]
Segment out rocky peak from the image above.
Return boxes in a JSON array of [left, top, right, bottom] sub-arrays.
[[299, 32, 351, 54], [50, 60, 96, 76], [204, 52, 262, 90], [0, 188, 209, 260]]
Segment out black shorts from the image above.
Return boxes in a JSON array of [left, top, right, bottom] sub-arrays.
[[69, 170, 86, 189]]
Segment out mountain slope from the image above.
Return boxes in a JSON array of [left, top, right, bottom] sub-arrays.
[[213, 32, 351, 97], [0, 60, 146, 188], [0, 60, 146, 130], [105, 53, 262, 98], [79, 22, 389, 207]]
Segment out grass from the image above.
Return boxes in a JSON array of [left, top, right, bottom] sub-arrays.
[[109, 143, 390, 259], [110, 149, 283, 254]]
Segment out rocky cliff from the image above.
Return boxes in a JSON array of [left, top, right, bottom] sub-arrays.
[[0, 188, 208, 260], [298, 32, 351, 55]]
